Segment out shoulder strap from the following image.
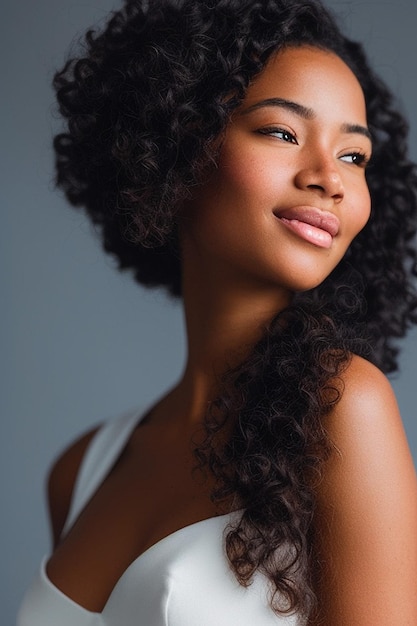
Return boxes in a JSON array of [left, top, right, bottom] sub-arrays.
[[61, 407, 144, 538]]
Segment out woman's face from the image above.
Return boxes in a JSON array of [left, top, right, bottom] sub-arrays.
[[180, 46, 372, 297]]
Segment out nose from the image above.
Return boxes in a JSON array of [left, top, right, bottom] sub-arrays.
[[294, 154, 344, 202]]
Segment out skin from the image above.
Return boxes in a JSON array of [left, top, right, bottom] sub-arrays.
[[47, 47, 417, 622], [309, 357, 417, 625]]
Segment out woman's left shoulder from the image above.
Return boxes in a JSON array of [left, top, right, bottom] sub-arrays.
[[329, 354, 411, 446], [311, 356, 417, 626], [338, 353, 398, 407], [311, 354, 417, 624], [323, 353, 417, 497]]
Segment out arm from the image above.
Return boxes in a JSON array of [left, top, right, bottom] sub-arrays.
[[47, 425, 100, 548], [309, 355, 417, 625]]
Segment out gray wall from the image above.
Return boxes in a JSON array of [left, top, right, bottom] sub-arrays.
[[2, 0, 417, 621]]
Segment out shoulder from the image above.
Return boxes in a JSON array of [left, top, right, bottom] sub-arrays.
[[320, 354, 417, 521], [47, 424, 101, 548], [326, 354, 405, 448], [323, 355, 416, 481], [310, 355, 417, 624], [318, 354, 417, 523]]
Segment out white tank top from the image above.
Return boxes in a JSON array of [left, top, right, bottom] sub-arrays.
[[17, 408, 303, 626]]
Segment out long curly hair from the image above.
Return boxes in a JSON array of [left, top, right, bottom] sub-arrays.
[[53, 0, 417, 618]]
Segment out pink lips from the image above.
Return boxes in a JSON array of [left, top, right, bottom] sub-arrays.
[[275, 206, 340, 249]]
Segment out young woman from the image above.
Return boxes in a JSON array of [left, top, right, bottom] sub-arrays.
[[18, 0, 417, 624]]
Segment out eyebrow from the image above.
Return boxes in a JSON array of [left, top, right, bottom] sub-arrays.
[[240, 97, 372, 142], [341, 123, 372, 142]]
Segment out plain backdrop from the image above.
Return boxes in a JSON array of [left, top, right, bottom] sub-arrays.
[[2, 0, 417, 622]]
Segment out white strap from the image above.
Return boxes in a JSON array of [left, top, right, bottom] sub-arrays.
[[61, 407, 144, 538]]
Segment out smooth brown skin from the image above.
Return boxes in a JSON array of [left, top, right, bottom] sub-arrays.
[[47, 47, 417, 622], [309, 357, 417, 625]]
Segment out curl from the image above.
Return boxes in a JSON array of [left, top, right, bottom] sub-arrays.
[[198, 283, 368, 616]]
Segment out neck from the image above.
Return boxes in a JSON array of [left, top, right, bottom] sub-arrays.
[[171, 272, 292, 423]]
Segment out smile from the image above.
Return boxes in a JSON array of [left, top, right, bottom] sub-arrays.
[[274, 206, 340, 249]]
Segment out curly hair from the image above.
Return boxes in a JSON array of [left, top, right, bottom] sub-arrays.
[[53, 0, 417, 619]]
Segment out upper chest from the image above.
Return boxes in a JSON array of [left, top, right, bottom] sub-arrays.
[[46, 418, 226, 612], [19, 409, 301, 626]]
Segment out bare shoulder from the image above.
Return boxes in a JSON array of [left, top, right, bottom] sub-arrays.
[[325, 353, 411, 450], [47, 424, 101, 548], [318, 353, 417, 527], [310, 355, 417, 625]]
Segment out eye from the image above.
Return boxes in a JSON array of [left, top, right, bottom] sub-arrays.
[[258, 127, 298, 144], [339, 151, 369, 168]]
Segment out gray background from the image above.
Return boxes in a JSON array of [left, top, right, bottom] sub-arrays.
[[2, 0, 417, 621]]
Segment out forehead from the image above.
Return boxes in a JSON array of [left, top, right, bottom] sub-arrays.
[[241, 45, 367, 125]]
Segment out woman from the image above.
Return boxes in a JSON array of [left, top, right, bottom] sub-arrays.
[[18, 0, 417, 624]]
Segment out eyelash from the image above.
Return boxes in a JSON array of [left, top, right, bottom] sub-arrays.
[[257, 127, 370, 168], [258, 127, 298, 143], [339, 152, 370, 168]]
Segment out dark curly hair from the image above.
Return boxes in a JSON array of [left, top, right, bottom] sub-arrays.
[[53, 0, 417, 619]]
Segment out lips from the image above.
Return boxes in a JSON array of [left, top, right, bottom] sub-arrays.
[[274, 206, 340, 249]]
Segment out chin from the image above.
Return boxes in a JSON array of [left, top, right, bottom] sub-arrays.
[[280, 271, 332, 293]]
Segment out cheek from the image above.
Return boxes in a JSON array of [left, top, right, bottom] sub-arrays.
[[217, 149, 261, 196], [217, 146, 286, 208], [356, 186, 372, 233], [346, 182, 371, 241]]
